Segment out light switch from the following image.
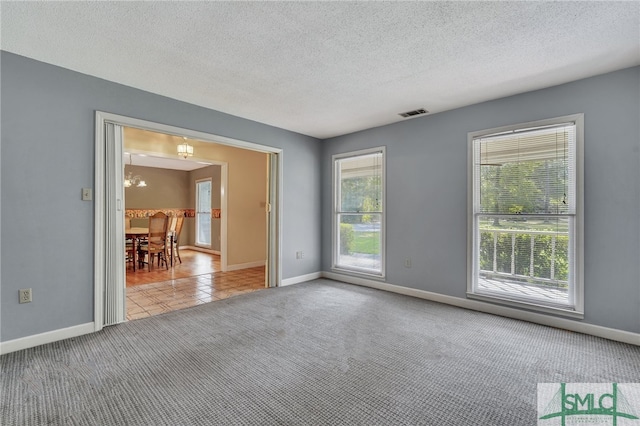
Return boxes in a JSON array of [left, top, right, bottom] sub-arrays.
[[82, 188, 93, 201]]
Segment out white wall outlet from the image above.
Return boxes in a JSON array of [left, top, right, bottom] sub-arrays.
[[19, 288, 32, 304], [296, 251, 304, 260], [404, 258, 412, 268]]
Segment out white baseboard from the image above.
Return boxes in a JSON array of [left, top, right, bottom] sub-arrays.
[[322, 271, 640, 346], [0, 322, 96, 355], [281, 272, 322, 287], [5, 273, 636, 355], [181, 245, 220, 255], [227, 260, 266, 271]]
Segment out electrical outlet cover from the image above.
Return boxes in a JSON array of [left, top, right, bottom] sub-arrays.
[[19, 288, 32, 303]]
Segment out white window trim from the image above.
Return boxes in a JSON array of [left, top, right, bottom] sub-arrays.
[[467, 114, 584, 318], [332, 146, 386, 279]]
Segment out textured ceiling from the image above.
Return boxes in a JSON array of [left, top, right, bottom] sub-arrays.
[[2, 2, 639, 139]]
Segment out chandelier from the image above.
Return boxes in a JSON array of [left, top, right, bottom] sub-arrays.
[[177, 137, 194, 159], [124, 154, 147, 188]]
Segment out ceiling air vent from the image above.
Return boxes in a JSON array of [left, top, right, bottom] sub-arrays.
[[399, 108, 428, 118]]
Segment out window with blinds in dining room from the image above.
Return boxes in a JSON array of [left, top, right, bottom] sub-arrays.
[[468, 114, 584, 316]]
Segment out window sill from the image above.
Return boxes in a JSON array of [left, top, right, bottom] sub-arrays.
[[467, 291, 584, 319], [331, 266, 385, 281]]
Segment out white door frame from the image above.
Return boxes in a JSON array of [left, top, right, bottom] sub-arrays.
[[94, 111, 283, 331]]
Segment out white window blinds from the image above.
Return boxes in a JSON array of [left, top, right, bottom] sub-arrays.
[[473, 124, 576, 216], [337, 152, 383, 213]]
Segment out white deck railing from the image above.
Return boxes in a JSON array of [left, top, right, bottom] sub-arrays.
[[479, 228, 568, 287]]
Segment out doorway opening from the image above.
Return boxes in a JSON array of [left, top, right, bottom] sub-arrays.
[[94, 112, 282, 330], [122, 126, 269, 320]]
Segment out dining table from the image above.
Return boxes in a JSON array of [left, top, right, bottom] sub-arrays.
[[125, 227, 175, 270], [125, 227, 148, 271]]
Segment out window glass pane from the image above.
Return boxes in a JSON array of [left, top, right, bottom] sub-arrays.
[[476, 215, 570, 306], [197, 181, 211, 212], [478, 215, 569, 281], [197, 213, 211, 246], [338, 153, 383, 213], [196, 181, 211, 246], [337, 213, 382, 273]]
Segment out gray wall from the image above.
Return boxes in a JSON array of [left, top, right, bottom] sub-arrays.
[[322, 66, 640, 334], [0, 52, 322, 342], [2, 50, 637, 343]]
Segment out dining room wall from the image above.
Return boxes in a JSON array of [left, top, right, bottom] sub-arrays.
[[124, 165, 191, 246]]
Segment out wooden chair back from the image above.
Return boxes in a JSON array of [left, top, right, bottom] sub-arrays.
[[173, 216, 185, 241], [147, 212, 168, 250], [166, 216, 185, 264]]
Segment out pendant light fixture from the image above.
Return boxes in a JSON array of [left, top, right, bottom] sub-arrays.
[[124, 153, 147, 188], [177, 137, 194, 159]]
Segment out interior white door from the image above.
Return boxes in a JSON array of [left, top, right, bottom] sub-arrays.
[[102, 122, 126, 326], [266, 153, 280, 287]]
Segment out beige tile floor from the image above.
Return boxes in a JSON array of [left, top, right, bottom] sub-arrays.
[[126, 266, 266, 321]]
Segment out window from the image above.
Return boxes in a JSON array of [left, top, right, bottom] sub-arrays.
[[196, 179, 212, 247], [468, 115, 583, 316], [333, 147, 385, 277]]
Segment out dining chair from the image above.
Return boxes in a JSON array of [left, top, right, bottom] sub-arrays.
[[138, 212, 169, 271], [167, 216, 185, 265], [125, 241, 136, 267], [165, 216, 177, 266], [125, 216, 135, 268]]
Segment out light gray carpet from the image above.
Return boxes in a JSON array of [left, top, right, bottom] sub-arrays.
[[2, 279, 639, 425]]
